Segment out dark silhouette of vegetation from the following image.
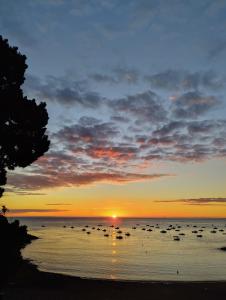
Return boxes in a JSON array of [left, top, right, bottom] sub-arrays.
[[1, 205, 8, 215], [0, 35, 50, 198], [0, 214, 38, 288], [0, 36, 49, 292]]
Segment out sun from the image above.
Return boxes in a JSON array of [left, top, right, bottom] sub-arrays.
[[112, 214, 117, 219]]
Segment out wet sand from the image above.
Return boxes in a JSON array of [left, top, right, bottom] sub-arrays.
[[2, 260, 226, 300]]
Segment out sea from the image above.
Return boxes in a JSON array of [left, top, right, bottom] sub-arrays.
[[11, 217, 226, 281]]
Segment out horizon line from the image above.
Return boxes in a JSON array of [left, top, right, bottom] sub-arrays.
[[7, 215, 226, 219]]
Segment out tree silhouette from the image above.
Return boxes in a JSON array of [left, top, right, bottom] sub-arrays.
[[1, 205, 8, 215], [0, 36, 50, 197]]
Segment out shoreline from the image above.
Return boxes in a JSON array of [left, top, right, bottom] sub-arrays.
[[2, 258, 226, 300], [30, 265, 226, 284]]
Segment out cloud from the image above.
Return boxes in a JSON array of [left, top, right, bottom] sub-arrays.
[[187, 120, 226, 135], [147, 137, 175, 146], [145, 70, 225, 91], [85, 145, 139, 161], [153, 121, 186, 136], [90, 67, 139, 84], [90, 68, 225, 93], [54, 121, 119, 144], [171, 91, 219, 119], [113, 67, 139, 84], [5, 190, 46, 196], [7, 171, 171, 192], [141, 118, 226, 162], [7, 174, 57, 190], [90, 73, 117, 84], [155, 198, 226, 205], [5, 89, 225, 195], [110, 115, 130, 123], [110, 91, 167, 123], [8, 69, 226, 194], [6, 106, 223, 194], [24, 74, 103, 108], [154, 120, 226, 139]]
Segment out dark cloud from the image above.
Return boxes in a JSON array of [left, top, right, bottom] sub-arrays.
[[91, 68, 225, 91], [213, 137, 226, 147], [33, 151, 86, 172], [145, 70, 184, 90], [140, 118, 226, 163], [154, 120, 226, 140], [78, 116, 101, 126], [187, 120, 225, 135], [56, 88, 102, 108], [7, 171, 170, 192], [145, 70, 225, 91], [135, 135, 148, 144], [24, 74, 103, 108], [110, 116, 130, 123], [146, 143, 209, 163], [90, 73, 117, 84], [172, 91, 219, 119], [54, 121, 119, 144], [172, 144, 214, 162], [113, 67, 139, 84], [7, 174, 57, 191], [90, 67, 139, 84], [147, 137, 175, 146], [110, 91, 167, 123], [153, 121, 186, 136], [155, 198, 226, 205]]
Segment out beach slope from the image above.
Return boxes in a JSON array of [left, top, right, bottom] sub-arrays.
[[3, 261, 226, 300]]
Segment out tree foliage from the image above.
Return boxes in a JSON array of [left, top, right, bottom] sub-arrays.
[[0, 36, 50, 197]]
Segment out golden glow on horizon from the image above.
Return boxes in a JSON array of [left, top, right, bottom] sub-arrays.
[[4, 158, 226, 218], [7, 203, 226, 218]]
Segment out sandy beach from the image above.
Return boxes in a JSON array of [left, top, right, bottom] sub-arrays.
[[2, 259, 226, 300]]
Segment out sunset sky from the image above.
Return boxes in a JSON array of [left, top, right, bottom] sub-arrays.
[[1, 0, 226, 217]]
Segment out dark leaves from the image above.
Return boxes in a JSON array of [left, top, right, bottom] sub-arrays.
[[0, 36, 50, 197]]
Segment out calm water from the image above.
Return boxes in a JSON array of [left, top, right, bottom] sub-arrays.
[[14, 217, 226, 281]]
